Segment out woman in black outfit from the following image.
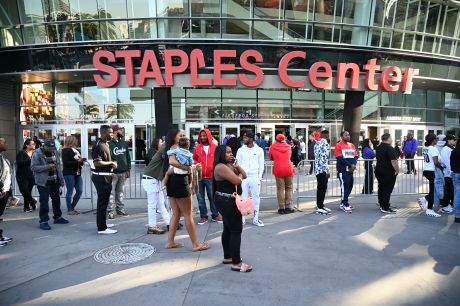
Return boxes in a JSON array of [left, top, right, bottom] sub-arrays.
[[62, 136, 86, 215], [15, 139, 36, 212], [165, 128, 209, 252], [213, 145, 252, 272], [307, 133, 316, 174]]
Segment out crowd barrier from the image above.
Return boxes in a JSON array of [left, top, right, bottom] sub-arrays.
[[11, 158, 428, 210]]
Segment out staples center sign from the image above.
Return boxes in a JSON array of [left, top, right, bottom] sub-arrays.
[[93, 49, 419, 94]]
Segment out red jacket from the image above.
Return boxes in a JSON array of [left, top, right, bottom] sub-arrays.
[[269, 142, 294, 177], [193, 129, 216, 179]]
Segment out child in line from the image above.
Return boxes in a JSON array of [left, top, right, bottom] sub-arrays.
[[162, 137, 193, 190]]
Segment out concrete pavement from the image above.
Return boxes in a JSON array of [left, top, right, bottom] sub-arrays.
[[0, 195, 459, 306]]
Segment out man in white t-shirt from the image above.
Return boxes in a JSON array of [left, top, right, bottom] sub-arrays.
[[236, 131, 265, 227], [419, 133, 442, 217]]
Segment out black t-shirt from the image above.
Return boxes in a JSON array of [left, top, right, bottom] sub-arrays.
[[376, 143, 398, 172], [92, 138, 112, 173]]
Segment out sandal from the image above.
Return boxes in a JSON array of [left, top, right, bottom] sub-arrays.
[[231, 262, 252, 273], [192, 242, 209, 252], [165, 242, 184, 249]]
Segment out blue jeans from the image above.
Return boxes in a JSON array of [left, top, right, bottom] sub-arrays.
[[197, 178, 219, 219], [64, 175, 83, 211], [453, 173, 460, 218]]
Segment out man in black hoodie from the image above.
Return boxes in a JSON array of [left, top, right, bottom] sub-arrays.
[[108, 125, 131, 219]]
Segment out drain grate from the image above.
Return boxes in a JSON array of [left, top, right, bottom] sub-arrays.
[[94, 243, 156, 265]]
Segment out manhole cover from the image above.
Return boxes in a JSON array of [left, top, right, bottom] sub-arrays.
[[94, 243, 156, 265]]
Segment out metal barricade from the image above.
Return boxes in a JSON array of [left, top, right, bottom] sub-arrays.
[[295, 158, 428, 207], [12, 158, 429, 209]]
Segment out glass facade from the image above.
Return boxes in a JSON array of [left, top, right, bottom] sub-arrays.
[[20, 82, 153, 125], [18, 82, 460, 129], [1, 0, 460, 58]]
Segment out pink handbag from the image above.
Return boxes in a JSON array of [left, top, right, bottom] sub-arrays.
[[233, 186, 254, 216]]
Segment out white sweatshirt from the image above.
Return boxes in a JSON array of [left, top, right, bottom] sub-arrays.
[[440, 145, 453, 177], [236, 144, 264, 179]]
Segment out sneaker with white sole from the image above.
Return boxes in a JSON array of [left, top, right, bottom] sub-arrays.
[[98, 228, 118, 235], [0, 236, 13, 242], [316, 208, 329, 215], [323, 207, 331, 213], [417, 197, 427, 210], [441, 205, 453, 214], [425, 209, 441, 218], [107, 223, 115, 228], [340, 205, 352, 213], [380, 208, 397, 214], [0, 240, 7, 247], [253, 219, 264, 227]]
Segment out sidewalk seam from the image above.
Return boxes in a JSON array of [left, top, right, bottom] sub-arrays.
[[181, 222, 211, 306]]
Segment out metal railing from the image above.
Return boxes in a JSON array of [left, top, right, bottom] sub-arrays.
[[11, 158, 428, 209], [294, 158, 428, 208]]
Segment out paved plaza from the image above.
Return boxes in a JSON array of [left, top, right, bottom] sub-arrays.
[[0, 195, 459, 306]]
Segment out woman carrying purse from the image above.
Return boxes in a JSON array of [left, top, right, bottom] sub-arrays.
[[213, 145, 252, 273]]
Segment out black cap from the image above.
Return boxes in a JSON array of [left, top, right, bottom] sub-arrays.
[[445, 134, 457, 141], [43, 138, 56, 151], [243, 131, 255, 139]]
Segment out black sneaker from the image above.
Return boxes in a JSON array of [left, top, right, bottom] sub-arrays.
[[54, 217, 69, 224], [117, 211, 129, 217], [284, 208, 295, 214], [278, 209, 285, 214], [380, 208, 396, 214]]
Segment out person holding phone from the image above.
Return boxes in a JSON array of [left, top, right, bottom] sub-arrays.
[[213, 145, 252, 272], [31, 139, 68, 230], [62, 136, 86, 215]]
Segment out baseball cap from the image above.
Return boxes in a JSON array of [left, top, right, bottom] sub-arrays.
[[243, 131, 255, 139], [43, 138, 56, 151], [276, 134, 286, 142], [112, 124, 121, 132]]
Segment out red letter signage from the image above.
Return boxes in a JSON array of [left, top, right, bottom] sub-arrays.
[[278, 51, 306, 88], [238, 50, 264, 87], [93, 50, 119, 88]]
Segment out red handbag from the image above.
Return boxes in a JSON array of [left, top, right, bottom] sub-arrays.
[[233, 186, 254, 216]]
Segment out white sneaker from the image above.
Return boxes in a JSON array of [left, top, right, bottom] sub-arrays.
[[441, 205, 453, 214], [107, 223, 116, 228], [323, 207, 331, 213], [316, 208, 329, 215], [425, 209, 441, 218], [253, 219, 264, 227], [418, 197, 427, 210], [341, 205, 352, 213], [0, 240, 7, 247], [98, 228, 118, 235]]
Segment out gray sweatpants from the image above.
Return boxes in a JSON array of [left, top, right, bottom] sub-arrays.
[[108, 172, 127, 214]]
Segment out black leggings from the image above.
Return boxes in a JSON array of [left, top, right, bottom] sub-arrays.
[[214, 194, 242, 265], [423, 170, 435, 210], [17, 177, 35, 210]]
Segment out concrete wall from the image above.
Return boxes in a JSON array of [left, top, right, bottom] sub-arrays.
[[0, 81, 18, 162]]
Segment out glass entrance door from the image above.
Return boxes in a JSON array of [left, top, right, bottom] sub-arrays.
[[56, 126, 82, 151], [258, 124, 274, 148], [86, 126, 99, 159], [186, 123, 204, 148], [222, 124, 239, 145]]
